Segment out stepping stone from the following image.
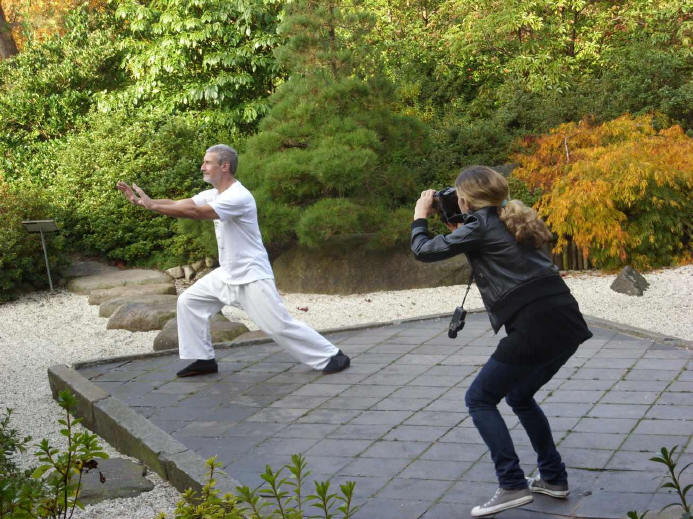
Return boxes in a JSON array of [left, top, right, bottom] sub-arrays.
[[99, 294, 179, 318], [62, 260, 120, 279], [67, 269, 172, 295], [153, 314, 249, 351], [107, 302, 177, 332], [88, 283, 176, 305], [78, 458, 154, 505]]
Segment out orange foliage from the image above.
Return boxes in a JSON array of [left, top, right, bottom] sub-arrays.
[[512, 114, 693, 270], [1, 0, 104, 50]]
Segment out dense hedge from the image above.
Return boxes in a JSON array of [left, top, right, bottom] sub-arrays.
[[0, 178, 65, 301], [45, 109, 231, 267]]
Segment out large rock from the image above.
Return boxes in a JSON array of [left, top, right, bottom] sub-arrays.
[[610, 266, 650, 296], [88, 283, 176, 305], [78, 458, 153, 505], [107, 302, 177, 331], [67, 269, 172, 295], [99, 294, 179, 318], [61, 260, 120, 279], [272, 244, 471, 294], [153, 314, 249, 351]]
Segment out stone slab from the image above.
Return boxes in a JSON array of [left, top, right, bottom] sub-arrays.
[[88, 283, 176, 305], [99, 294, 179, 318], [67, 269, 172, 294], [47, 364, 109, 429], [78, 458, 154, 505], [62, 260, 120, 279], [107, 302, 177, 331]]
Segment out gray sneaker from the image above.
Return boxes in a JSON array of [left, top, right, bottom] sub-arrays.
[[471, 487, 533, 517], [527, 475, 569, 498]]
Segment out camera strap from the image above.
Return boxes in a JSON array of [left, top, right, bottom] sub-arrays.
[[459, 275, 473, 308]]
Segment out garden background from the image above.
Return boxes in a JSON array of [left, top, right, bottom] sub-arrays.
[[1, 0, 691, 301]]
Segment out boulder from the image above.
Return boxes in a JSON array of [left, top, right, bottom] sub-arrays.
[[610, 266, 650, 296], [107, 302, 177, 331], [99, 294, 179, 318], [182, 265, 195, 281], [88, 283, 176, 305], [191, 259, 206, 272], [153, 314, 249, 351], [67, 269, 172, 295], [205, 257, 217, 268], [78, 458, 153, 505], [166, 266, 185, 279], [193, 267, 213, 281], [272, 244, 471, 294]]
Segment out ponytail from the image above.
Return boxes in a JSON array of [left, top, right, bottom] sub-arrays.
[[456, 165, 553, 248], [499, 200, 553, 248]]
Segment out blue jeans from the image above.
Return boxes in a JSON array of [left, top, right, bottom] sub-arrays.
[[465, 346, 576, 489]]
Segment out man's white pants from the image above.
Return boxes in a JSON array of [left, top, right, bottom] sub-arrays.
[[176, 268, 338, 370]]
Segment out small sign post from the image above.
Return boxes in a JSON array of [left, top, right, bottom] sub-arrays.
[[22, 219, 59, 291]]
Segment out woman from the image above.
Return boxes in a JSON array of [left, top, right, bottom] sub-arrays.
[[411, 165, 592, 517]]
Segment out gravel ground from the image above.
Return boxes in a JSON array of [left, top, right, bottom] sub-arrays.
[[1, 264, 691, 518]]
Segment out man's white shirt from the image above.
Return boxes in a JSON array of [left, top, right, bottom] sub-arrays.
[[192, 181, 274, 284]]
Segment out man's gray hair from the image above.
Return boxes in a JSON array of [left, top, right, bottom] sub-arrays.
[[206, 144, 238, 175]]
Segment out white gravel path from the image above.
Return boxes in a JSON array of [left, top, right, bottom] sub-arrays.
[[0, 265, 691, 518]]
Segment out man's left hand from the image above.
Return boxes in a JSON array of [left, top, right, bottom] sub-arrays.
[[131, 183, 153, 210]]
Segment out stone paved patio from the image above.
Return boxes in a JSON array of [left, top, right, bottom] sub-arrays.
[[57, 313, 692, 518]]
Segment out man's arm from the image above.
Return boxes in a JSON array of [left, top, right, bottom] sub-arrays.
[[116, 181, 219, 220]]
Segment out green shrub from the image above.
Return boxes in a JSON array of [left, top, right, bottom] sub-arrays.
[[241, 74, 432, 253], [0, 177, 66, 301], [0, 4, 125, 181], [0, 391, 109, 518], [45, 108, 237, 267]]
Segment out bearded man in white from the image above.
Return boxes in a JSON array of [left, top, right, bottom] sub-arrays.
[[117, 144, 350, 377]]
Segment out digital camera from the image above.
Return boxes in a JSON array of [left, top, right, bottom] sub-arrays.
[[448, 306, 467, 339], [433, 187, 464, 225]]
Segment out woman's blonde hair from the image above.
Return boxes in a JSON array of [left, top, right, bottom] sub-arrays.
[[455, 165, 553, 248]]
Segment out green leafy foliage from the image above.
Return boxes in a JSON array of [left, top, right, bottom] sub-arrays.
[[0, 391, 109, 519], [0, 408, 44, 518], [0, 177, 66, 301], [628, 445, 691, 519], [234, 453, 359, 519], [110, 0, 283, 129], [45, 108, 233, 266], [0, 4, 125, 180], [155, 458, 242, 519]]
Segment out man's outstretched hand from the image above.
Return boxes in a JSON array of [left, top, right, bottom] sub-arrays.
[[117, 181, 153, 210]]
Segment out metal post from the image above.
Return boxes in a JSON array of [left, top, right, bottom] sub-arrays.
[[39, 229, 54, 291]]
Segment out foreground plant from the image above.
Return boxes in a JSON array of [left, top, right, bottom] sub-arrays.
[[0, 391, 108, 519], [161, 454, 359, 519], [627, 445, 691, 519]]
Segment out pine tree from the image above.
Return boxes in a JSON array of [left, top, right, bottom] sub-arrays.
[[240, 0, 432, 252]]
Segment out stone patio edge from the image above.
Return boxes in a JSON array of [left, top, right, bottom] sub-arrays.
[[47, 364, 243, 496]]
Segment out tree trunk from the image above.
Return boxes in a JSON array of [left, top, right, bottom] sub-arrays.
[[0, 3, 18, 59]]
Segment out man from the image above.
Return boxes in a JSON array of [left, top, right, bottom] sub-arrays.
[[117, 144, 350, 377]]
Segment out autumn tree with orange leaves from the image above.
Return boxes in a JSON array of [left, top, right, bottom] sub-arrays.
[[512, 114, 693, 270]]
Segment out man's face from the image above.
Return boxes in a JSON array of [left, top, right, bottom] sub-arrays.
[[201, 152, 225, 185]]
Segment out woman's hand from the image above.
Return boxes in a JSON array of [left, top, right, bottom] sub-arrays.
[[414, 189, 436, 220]]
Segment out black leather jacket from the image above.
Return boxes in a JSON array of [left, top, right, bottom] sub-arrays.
[[411, 206, 569, 332]]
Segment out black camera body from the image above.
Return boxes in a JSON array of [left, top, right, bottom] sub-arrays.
[[433, 187, 464, 225], [448, 306, 467, 339]]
